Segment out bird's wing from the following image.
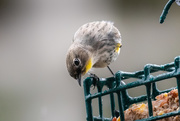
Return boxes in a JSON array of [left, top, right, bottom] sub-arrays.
[[73, 21, 121, 44]]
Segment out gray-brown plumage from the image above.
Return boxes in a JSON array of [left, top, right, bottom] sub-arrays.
[[66, 21, 122, 86]]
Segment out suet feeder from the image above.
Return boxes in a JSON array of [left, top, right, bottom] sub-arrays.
[[83, 1, 180, 120]]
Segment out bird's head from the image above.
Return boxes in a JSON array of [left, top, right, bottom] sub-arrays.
[[66, 45, 92, 86]]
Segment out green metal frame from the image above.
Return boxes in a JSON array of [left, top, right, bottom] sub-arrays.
[[83, 56, 180, 121], [160, 0, 175, 24]]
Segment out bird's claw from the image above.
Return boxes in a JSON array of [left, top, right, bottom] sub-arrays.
[[89, 73, 100, 89]]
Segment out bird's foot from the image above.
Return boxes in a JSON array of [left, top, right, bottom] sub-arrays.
[[88, 73, 100, 89]]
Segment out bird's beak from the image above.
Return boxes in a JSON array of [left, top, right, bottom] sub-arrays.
[[77, 73, 81, 86]]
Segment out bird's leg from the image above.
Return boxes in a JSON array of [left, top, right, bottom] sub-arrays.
[[107, 65, 126, 87], [107, 65, 114, 76], [88, 73, 100, 89]]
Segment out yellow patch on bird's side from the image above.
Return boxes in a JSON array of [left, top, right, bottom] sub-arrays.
[[85, 58, 92, 74], [115, 43, 121, 53]]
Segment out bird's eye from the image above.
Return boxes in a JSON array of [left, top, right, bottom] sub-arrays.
[[73, 58, 80, 66]]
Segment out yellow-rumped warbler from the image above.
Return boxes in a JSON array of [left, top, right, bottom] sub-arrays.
[[66, 21, 122, 86]]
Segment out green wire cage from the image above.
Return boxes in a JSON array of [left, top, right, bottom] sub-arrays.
[[83, 56, 180, 121], [83, 1, 179, 120]]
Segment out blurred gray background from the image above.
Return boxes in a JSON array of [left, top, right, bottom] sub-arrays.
[[0, 0, 179, 121]]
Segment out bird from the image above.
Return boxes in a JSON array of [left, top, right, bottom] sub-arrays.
[[66, 21, 122, 86]]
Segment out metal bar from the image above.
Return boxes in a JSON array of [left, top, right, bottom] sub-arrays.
[[136, 110, 180, 121], [93, 117, 112, 121], [160, 0, 175, 23], [86, 99, 93, 121], [144, 64, 153, 117], [115, 72, 125, 121], [84, 78, 94, 121], [106, 78, 116, 118], [117, 92, 124, 121], [176, 76, 180, 108], [93, 110, 180, 121], [118, 62, 174, 80], [109, 93, 115, 117], [97, 86, 103, 118], [86, 72, 178, 100], [151, 82, 160, 100], [174, 56, 180, 108], [146, 84, 153, 116], [121, 89, 132, 110]]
